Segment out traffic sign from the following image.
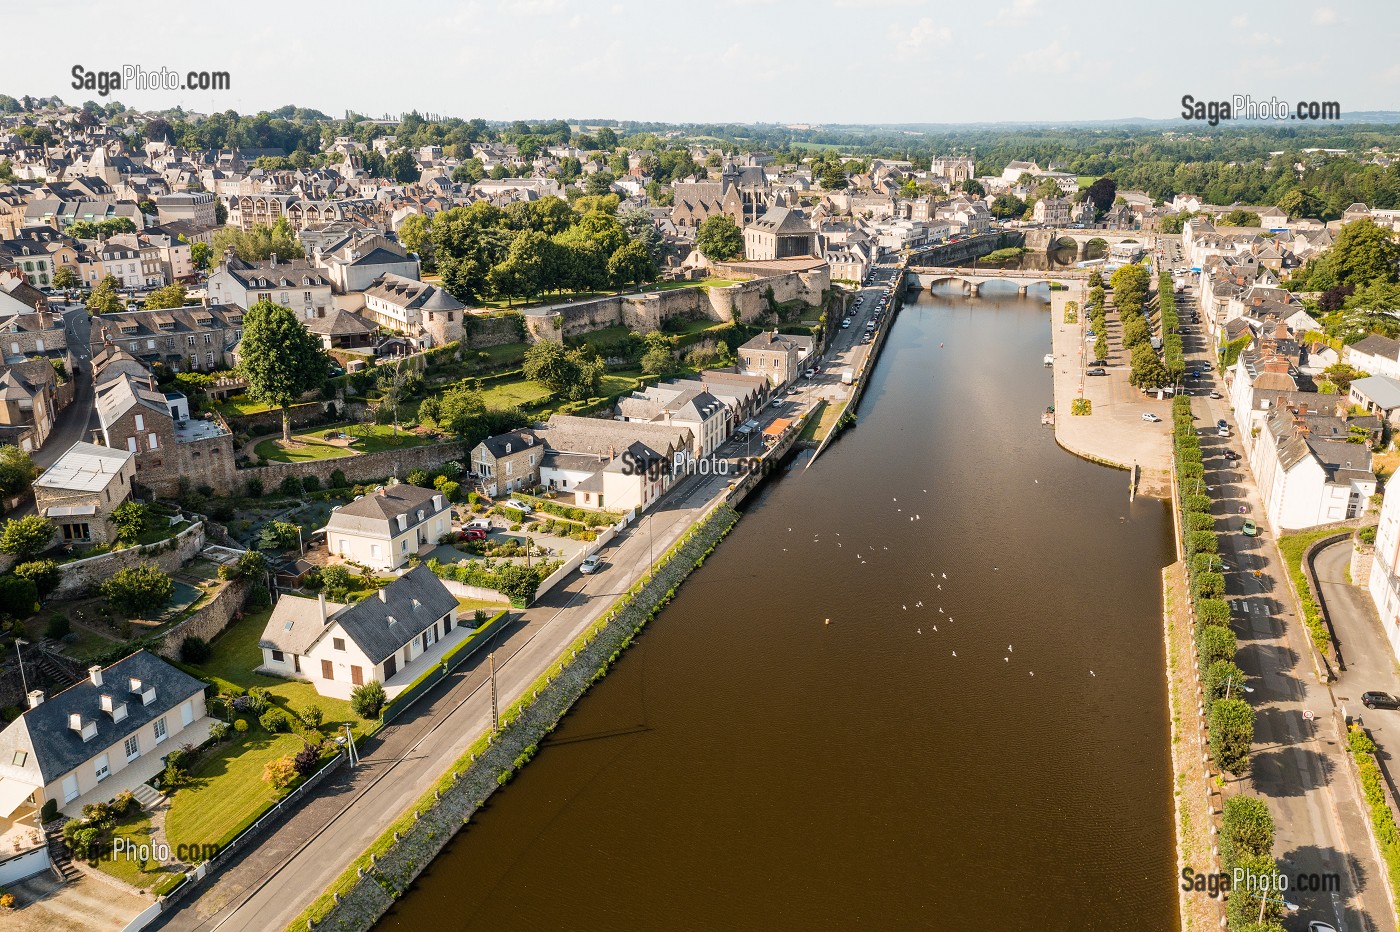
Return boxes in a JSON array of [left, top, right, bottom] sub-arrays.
[[1303, 710, 1316, 720]]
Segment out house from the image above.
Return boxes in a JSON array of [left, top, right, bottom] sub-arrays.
[[257, 565, 461, 699], [1345, 334, 1400, 381], [470, 428, 543, 497], [1250, 402, 1377, 531], [1032, 196, 1071, 226], [313, 233, 420, 294], [615, 385, 730, 459], [0, 652, 210, 829], [323, 482, 451, 571], [743, 207, 818, 261], [361, 273, 466, 349], [1369, 485, 1400, 662], [303, 307, 378, 351], [0, 360, 63, 452], [534, 414, 694, 513], [207, 254, 334, 322], [738, 329, 807, 388], [33, 442, 135, 545], [1350, 376, 1400, 427], [155, 191, 217, 227], [90, 303, 244, 373]]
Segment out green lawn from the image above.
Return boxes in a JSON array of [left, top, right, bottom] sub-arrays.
[[92, 809, 181, 889], [480, 378, 554, 409], [164, 729, 306, 853], [455, 596, 509, 615], [464, 341, 528, 369], [253, 437, 354, 463], [1278, 527, 1347, 597], [303, 424, 433, 454]]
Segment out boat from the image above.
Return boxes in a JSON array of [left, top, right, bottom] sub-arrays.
[[1043, 353, 1054, 366]]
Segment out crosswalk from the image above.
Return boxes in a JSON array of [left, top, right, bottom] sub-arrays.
[[1232, 599, 1271, 616]]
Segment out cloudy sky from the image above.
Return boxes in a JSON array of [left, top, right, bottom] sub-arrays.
[[4, 0, 1396, 124]]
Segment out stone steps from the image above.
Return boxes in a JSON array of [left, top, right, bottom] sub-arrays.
[[131, 782, 164, 810]]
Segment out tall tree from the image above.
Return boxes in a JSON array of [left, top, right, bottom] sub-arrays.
[[237, 300, 330, 442], [86, 275, 125, 314], [143, 282, 188, 310], [1085, 177, 1117, 213], [696, 215, 744, 262]]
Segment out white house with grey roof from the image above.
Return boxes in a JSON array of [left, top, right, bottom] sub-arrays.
[[0, 651, 209, 848], [323, 482, 451, 571], [362, 273, 465, 348], [257, 565, 461, 699], [1250, 403, 1377, 531], [1351, 376, 1400, 427]]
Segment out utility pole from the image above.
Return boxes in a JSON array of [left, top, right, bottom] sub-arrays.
[[489, 651, 499, 731]]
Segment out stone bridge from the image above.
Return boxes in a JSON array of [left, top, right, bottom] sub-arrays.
[[905, 266, 1090, 296], [1023, 227, 1157, 259]]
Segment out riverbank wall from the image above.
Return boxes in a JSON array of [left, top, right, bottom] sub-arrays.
[[291, 503, 742, 932]]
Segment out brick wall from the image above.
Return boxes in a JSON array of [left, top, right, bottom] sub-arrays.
[[50, 521, 206, 600], [151, 577, 251, 661], [228, 440, 466, 496]]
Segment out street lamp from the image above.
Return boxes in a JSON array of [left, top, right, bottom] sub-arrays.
[[1224, 676, 1254, 701], [14, 638, 28, 695]]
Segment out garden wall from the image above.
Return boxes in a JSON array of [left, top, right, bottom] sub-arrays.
[[227, 440, 465, 496], [50, 522, 207, 600], [150, 578, 252, 661], [466, 315, 527, 349], [223, 401, 331, 436]]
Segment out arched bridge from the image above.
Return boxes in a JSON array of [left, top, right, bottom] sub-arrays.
[[905, 266, 1090, 296], [1023, 228, 1157, 259]]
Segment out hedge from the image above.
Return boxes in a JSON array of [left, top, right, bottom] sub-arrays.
[[1196, 598, 1231, 627], [1186, 530, 1218, 556], [1197, 623, 1237, 672], [1193, 571, 1226, 600]]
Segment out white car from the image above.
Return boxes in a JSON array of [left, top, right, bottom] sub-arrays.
[[504, 498, 533, 513], [805, 368, 816, 378], [580, 554, 602, 574], [1141, 413, 1162, 423]]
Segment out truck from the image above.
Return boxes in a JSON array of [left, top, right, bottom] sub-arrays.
[[840, 369, 854, 385]]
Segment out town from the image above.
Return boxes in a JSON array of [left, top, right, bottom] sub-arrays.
[[0, 87, 1395, 932]]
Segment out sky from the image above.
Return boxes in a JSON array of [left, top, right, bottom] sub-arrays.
[[5, 0, 1400, 126]]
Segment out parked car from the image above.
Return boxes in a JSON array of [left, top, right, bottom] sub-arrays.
[[771, 398, 784, 408], [461, 528, 488, 542], [1241, 519, 1257, 536], [805, 368, 816, 378], [1216, 419, 1228, 432], [1209, 391, 1222, 399], [842, 319, 852, 329], [504, 498, 533, 513], [1223, 450, 1241, 461], [1363, 691, 1400, 709], [1087, 358, 1107, 367], [580, 554, 602, 575], [1141, 413, 1162, 422], [1087, 367, 1108, 376]]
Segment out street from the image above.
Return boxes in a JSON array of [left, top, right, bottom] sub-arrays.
[[35, 303, 96, 468]]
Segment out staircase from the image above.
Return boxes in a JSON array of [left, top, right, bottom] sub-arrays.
[[131, 783, 164, 810], [46, 826, 76, 882], [33, 646, 83, 692]]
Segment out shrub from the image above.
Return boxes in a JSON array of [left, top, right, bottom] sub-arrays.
[[280, 475, 303, 496], [247, 687, 271, 715], [102, 565, 174, 616], [40, 799, 58, 824], [1196, 598, 1231, 628], [0, 891, 14, 909], [330, 469, 347, 488], [0, 574, 38, 617], [1193, 571, 1226, 600], [350, 680, 386, 719], [292, 742, 320, 778], [1224, 852, 1284, 927], [1186, 530, 1218, 556], [1209, 697, 1255, 775], [1197, 623, 1237, 672], [303, 475, 320, 492], [112, 790, 137, 815], [1360, 525, 1378, 545], [179, 636, 211, 664], [298, 704, 324, 729], [1184, 512, 1215, 533], [44, 613, 71, 640], [260, 708, 291, 733], [15, 560, 61, 598], [159, 762, 189, 789], [246, 478, 264, 497], [234, 718, 249, 733], [408, 469, 429, 488], [1220, 795, 1275, 869], [262, 755, 298, 790], [1183, 494, 1212, 514], [208, 722, 230, 742], [1203, 658, 1247, 706]]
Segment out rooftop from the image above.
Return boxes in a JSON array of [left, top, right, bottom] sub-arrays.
[[33, 441, 132, 492]]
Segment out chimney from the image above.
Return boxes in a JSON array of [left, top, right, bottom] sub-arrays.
[[318, 592, 328, 624], [88, 664, 103, 688], [68, 713, 83, 733], [26, 689, 44, 709]]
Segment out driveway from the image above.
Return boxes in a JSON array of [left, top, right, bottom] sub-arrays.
[[5, 873, 150, 932]]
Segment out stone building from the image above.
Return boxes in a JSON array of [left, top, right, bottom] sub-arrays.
[[737, 329, 807, 388], [470, 428, 544, 498], [743, 207, 818, 261], [89, 304, 244, 373], [362, 273, 465, 348], [32, 442, 135, 545]]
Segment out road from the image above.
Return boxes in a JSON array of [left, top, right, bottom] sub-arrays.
[[34, 304, 96, 468], [1187, 321, 1394, 931]]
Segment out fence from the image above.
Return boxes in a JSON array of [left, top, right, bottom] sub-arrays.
[[380, 610, 511, 724], [532, 522, 620, 601]]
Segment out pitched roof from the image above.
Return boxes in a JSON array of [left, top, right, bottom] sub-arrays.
[[259, 594, 347, 655], [0, 651, 206, 786], [1351, 375, 1400, 411], [34, 441, 132, 492], [324, 565, 458, 665], [325, 483, 446, 538]]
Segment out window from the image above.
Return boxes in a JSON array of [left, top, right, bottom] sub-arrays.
[[271, 649, 285, 662], [11, 750, 26, 767], [321, 659, 334, 680], [165, 337, 175, 350], [147, 433, 158, 450], [371, 544, 382, 559], [206, 351, 214, 365], [124, 735, 140, 762], [126, 437, 138, 453], [333, 637, 346, 651], [187, 335, 196, 347], [135, 414, 144, 431], [204, 333, 213, 345], [351, 666, 364, 686], [95, 754, 111, 782], [153, 717, 167, 743]]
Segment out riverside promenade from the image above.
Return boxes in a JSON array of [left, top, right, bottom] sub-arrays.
[[1047, 285, 1173, 495]]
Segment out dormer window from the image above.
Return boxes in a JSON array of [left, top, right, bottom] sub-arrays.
[[387, 615, 397, 625]]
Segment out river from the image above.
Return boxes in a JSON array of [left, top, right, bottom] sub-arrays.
[[375, 283, 1179, 931]]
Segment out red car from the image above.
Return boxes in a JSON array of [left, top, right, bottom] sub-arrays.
[[461, 528, 487, 542]]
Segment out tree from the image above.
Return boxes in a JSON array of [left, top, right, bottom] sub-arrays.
[[102, 565, 174, 616], [142, 282, 187, 310], [262, 755, 298, 790], [1217, 209, 1261, 227], [1083, 177, 1117, 213], [522, 340, 603, 401], [989, 194, 1026, 219], [238, 300, 331, 442], [1122, 316, 1150, 348], [1322, 362, 1367, 393], [608, 239, 654, 289], [398, 212, 432, 265], [1209, 697, 1255, 774], [1203, 658, 1247, 705], [350, 680, 386, 719], [1278, 188, 1324, 221], [86, 276, 125, 314], [189, 241, 211, 271], [13, 559, 59, 598], [960, 179, 985, 196], [110, 501, 149, 545], [1225, 853, 1285, 928], [0, 574, 37, 617], [1220, 795, 1275, 869], [0, 515, 53, 560], [51, 266, 79, 290], [641, 340, 676, 376], [319, 564, 353, 601], [619, 208, 663, 263], [1129, 343, 1168, 388], [696, 215, 743, 262], [0, 445, 35, 499]]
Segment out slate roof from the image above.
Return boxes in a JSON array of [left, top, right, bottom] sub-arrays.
[[364, 273, 464, 313], [476, 428, 541, 459], [323, 565, 458, 665], [1350, 334, 1400, 361], [303, 308, 376, 338], [0, 651, 206, 786], [325, 483, 445, 538], [1351, 375, 1400, 411], [259, 594, 347, 656], [540, 414, 692, 460]]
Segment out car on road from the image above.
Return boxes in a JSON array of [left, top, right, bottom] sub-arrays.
[[1307, 922, 1338, 932], [841, 319, 852, 328], [1209, 391, 1222, 399], [1087, 367, 1107, 376], [504, 498, 533, 513], [1241, 518, 1257, 536], [1085, 329, 1096, 338], [1363, 691, 1400, 709], [804, 368, 816, 378], [1223, 450, 1241, 461], [771, 398, 783, 408], [1087, 358, 1107, 367], [580, 554, 603, 575], [1141, 413, 1162, 422]]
